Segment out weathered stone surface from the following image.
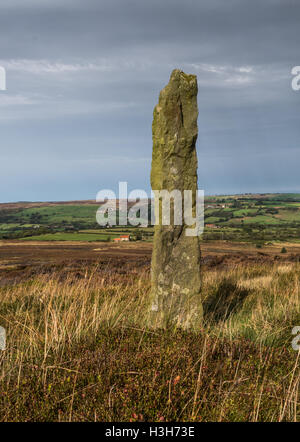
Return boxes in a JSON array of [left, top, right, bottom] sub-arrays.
[[149, 69, 202, 330]]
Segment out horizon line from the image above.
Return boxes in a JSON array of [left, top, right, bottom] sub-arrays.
[[1, 191, 300, 205]]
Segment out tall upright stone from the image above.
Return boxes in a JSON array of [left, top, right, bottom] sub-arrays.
[[150, 69, 202, 330]]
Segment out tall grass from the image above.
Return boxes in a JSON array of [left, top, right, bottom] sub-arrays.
[[0, 262, 299, 421]]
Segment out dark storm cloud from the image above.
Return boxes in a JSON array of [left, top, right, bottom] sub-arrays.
[[0, 0, 298, 63], [0, 0, 299, 201]]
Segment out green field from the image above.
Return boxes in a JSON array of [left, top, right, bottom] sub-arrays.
[[20, 232, 120, 242], [1, 193, 300, 244], [16, 205, 98, 224]]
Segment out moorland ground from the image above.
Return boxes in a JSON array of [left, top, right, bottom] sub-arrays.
[[0, 238, 299, 421]]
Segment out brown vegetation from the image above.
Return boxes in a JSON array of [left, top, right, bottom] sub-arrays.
[[0, 241, 299, 421]]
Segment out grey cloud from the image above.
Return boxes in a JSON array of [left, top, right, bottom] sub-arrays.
[[0, 0, 299, 201]]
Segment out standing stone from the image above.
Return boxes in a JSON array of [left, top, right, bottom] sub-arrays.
[[149, 69, 202, 330]]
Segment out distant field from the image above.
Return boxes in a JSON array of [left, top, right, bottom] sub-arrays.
[[16, 204, 98, 224], [21, 232, 120, 242], [1, 193, 300, 243], [231, 215, 280, 225]]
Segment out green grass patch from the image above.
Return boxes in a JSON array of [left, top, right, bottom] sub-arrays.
[[19, 232, 119, 242]]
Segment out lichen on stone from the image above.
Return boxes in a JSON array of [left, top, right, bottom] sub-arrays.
[[149, 69, 202, 330]]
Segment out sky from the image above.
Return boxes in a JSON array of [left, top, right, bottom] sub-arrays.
[[0, 0, 299, 202]]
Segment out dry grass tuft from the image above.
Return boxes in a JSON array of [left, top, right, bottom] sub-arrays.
[[237, 275, 273, 290], [0, 262, 299, 421]]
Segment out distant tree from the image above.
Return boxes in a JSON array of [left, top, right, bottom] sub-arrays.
[[232, 200, 242, 209], [280, 247, 287, 254]]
